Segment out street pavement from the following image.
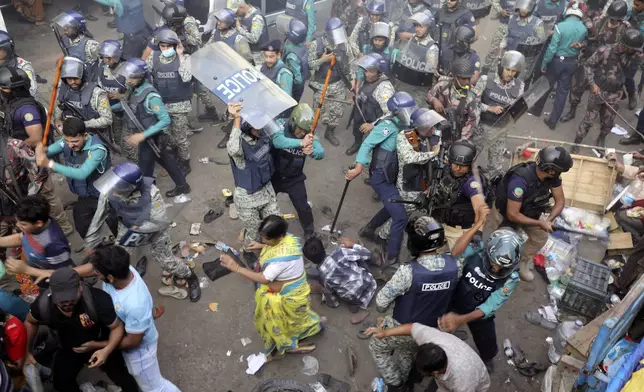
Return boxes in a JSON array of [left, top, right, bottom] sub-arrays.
[[6, 1, 631, 390]]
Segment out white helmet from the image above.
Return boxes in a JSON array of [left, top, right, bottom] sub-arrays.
[[564, 1, 585, 18]]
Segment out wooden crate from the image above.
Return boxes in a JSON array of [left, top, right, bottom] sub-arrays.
[[512, 149, 617, 214]]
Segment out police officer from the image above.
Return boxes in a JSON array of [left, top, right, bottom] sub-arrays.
[[308, 18, 352, 147], [501, 0, 547, 85], [35, 117, 116, 239], [349, 0, 392, 57], [530, 1, 587, 128], [52, 10, 99, 65], [146, 29, 193, 176], [271, 104, 324, 238], [395, 0, 431, 41], [143, 2, 202, 60], [0, 31, 37, 97], [365, 22, 396, 61], [285, 0, 317, 43], [230, 0, 270, 67], [574, 29, 644, 150], [534, 0, 567, 38], [0, 67, 46, 147], [451, 25, 482, 84], [260, 40, 295, 98], [348, 92, 416, 269], [392, 11, 439, 106], [86, 162, 201, 302], [368, 215, 460, 392], [482, 0, 517, 73], [226, 103, 281, 244], [116, 58, 190, 198], [561, 0, 631, 122], [439, 225, 522, 372], [427, 57, 482, 143], [466, 0, 494, 20], [477, 51, 525, 177], [283, 19, 309, 102], [54, 57, 113, 142], [491, 146, 571, 281], [347, 53, 396, 155], [435, 0, 478, 74], [431, 141, 488, 249], [94, 0, 150, 59]]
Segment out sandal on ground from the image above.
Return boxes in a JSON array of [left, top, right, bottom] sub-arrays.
[[204, 208, 223, 223], [350, 309, 370, 325], [525, 311, 558, 330], [229, 204, 238, 220], [158, 286, 188, 299], [285, 342, 316, 354], [346, 346, 357, 376], [357, 322, 376, 340], [317, 373, 350, 392]]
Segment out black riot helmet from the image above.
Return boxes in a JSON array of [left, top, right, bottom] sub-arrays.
[[448, 140, 477, 166], [162, 3, 188, 29], [620, 28, 644, 50], [406, 216, 445, 256], [0, 67, 30, 91], [452, 26, 475, 53], [536, 146, 573, 173], [451, 56, 475, 78], [607, 0, 628, 20]]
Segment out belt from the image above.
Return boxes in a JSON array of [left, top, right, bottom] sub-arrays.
[[557, 55, 577, 60]]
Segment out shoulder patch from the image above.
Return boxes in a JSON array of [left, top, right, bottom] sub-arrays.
[[502, 286, 511, 294], [152, 104, 161, 112], [475, 61, 481, 68], [512, 187, 524, 198], [470, 181, 480, 190], [24, 113, 34, 122], [382, 128, 391, 136]]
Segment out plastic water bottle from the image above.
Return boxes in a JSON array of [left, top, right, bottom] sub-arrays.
[[371, 377, 386, 392], [620, 179, 644, 207], [215, 241, 240, 257], [503, 339, 514, 358], [548, 320, 583, 363]]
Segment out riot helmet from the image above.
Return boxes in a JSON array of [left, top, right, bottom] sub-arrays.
[[0, 67, 30, 91], [370, 22, 391, 50], [357, 53, 389, 75], [99, 40, 123, 66], [387, 91, 417, 127], [484, 228, 523, 280], [367, 0, 387, 21], [61, 56, 86, 84], [406, 216, 445, 256], [115, 58, 149, 89], [288, 19, 308, 45], [155, 28, 181, 46], [499, 50, 525, 81], [214, 8, 236, 30], [536, 146, 573, 173], [326, 18, 348, 46], [515, 0, 537, 14], [409, 10, 434, 28], [448, 140, 477, 166], [240, 107, 281, 138], [94, 162, 143, 198], [288, 103, 315, 136], [52, 10, 88, 38], [162, 3, 188, 29], [620, 28, 644, 51], [446, 0, 460, 10], [410, 108, 446, 138], [564, 1, 586, 18], [607, 0, 628, 20], [452, 26, 475, 53], [0, 31, 15, 65], [451, 55, 475, 80]]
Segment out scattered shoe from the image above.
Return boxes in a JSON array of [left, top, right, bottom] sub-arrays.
[[135, 256, 148, 277], [158, 285, 188, 299], [186, 271, 202, 302], [204, 208, 223, 223], [228, 203, 238, 220], [350, 309, 370, 325], [202, 258, 231, 281], [346, 346, 357, 376], [317, 373, 350, 392]]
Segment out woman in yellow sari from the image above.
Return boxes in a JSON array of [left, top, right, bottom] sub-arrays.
[[220, 215, 323, 359]]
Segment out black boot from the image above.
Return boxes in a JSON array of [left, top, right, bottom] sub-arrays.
[[560, 105, 577, 123], [596, 133, 607, 148], [180, 159, 191, 176], [629, 93, 638, 110], [620, 132, 643, 145], [358, 226, 378, 243], [165, 183, 191, 198], [571, 135, 584, 154], [324, 126, 340, 147], [217, 131, 230, 149], [186, 271, 202, 302], [345, 140, 361, 155], [543, 118, 556, 130], [198, 107, 220, 122]]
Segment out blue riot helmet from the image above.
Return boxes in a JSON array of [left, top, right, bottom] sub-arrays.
[[214, 8, 236, 29], [52, 10, 88, 37], [94, 161, 143, 197], [366, 0, 387, 15], [409, 10, 434, 28], [239, 107, 282, 138], [387, 91, 417, 127], [410, 108, 446, 138], [357, 53, 389, 74], [115, 58, 149, 88], [0, 31, 15, 63], [287, 18, 308, 45], [484, 228, 524, 279], [406, 215, 445, 256], [326, 18, 348, 46], [99, 40, 123, 65]]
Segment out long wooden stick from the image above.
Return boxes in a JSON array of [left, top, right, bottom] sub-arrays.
[[43, 56, 63, 144], [310, 55, 336, 136]]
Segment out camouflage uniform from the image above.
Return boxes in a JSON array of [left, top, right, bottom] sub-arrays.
[[499, 15, 547, 80], [369, 254, 464, 386], [474, 74, 523, 178], [378, 132, 436, 240], [482, 0, 511, 72], [332, 0, 365, 32], [53, 85, 113, 130], [349, 16, 396, 57], [308, 38, 352, 128], [394, 34, 439, 107], [577, 44, 644, 142], [13, 57, 38, 97], [568, 17, 631, 107], [227, 126, 281, 243], [235, 6, 268, 66], [145, 53, 192, 161], [69, 35, 100, 64], [84, 184, 192, 278], [426, 75, 482, 140]]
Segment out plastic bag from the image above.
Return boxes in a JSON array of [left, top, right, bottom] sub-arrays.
[[301, 355, 319, 376], [554, 207, 610, 238], [540, 235, 576, 282]]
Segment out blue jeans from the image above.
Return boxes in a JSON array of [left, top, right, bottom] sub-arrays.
[[0, 290, 30, 321], [367, 168, 408, 259], [531, 56, 578, 124]]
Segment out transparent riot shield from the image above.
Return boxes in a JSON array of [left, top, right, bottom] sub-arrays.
[[508, 75, 551, 121], [190, 42, 297, 129], [276, 14, 294, 36]]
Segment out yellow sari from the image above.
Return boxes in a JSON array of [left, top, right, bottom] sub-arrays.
[[253, 235, 322, 355]]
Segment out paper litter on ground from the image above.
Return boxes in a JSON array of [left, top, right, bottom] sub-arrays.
[[246, 353, 268, 375], [611, 124, 628, 136], [538, 305, 558, 323], [241, 337, 252, 347]]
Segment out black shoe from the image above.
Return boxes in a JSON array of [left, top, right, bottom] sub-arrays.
[[107, 20, 116, 29], [620, 132, 643, 145], [364, 177, 371, 186], [543, 118, 556, 130], [629, 93, 638, 110], [198, 107, 220, 122], [324, 126, 340, 147], [217, 132, 230, 149], [35, 74, 47, 84], [165, 183, 191, 198], [358, 226, 378, 242], [560, 106, 577, 123], [345, 142, 361, 155], [596, 133, 607, 148], [186, 271, 202, 302], [85, 14, 98, 21], [135, 256, 148, 277], [181, 159, 191, 176]]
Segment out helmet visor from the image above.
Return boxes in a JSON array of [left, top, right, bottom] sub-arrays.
[[396, 106, 416, 127], [481, 257, 516, 279], [99, 41, 122, 59], [114, 62, 146, 80], [61, 57, 85, 79], [52, 13, 81, 29], [93, 168, 138, 197], [327, 26, 348, 46]]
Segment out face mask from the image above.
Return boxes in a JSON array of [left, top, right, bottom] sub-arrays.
[[0, 91, 12, 102], [161, 48, 176, 58]]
